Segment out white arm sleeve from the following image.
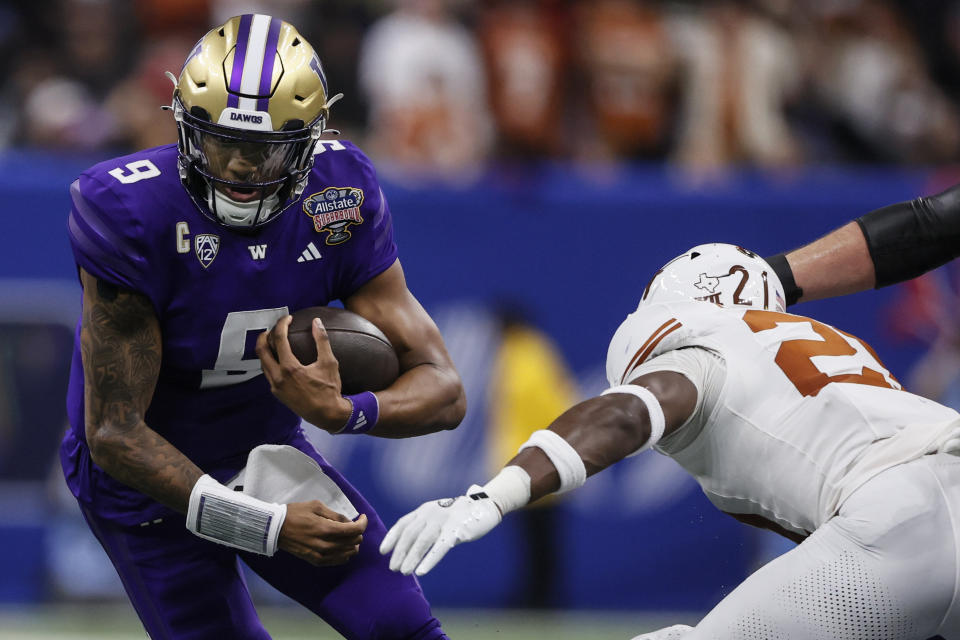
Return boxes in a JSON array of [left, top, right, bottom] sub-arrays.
[[624, 347, 725, 455], [601, 384, 666, 455]]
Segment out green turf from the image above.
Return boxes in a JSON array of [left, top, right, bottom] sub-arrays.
[[0, 604, 698, 639]]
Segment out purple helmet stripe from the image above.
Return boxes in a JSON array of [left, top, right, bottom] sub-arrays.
[[181, 38, 203, 72], [309, 54, 328, 96], [227, 14, 253, 109], [256, 17, 282, 112]]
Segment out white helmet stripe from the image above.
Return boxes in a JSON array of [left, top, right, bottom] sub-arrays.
[[237, 14, 273, 111]]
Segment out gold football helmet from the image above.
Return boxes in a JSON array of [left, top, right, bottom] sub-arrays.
[[171, 14, 340, 228]]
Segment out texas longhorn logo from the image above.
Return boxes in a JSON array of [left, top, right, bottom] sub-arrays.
[[694, 273, 721, 294], [303, 187, 365, 245]]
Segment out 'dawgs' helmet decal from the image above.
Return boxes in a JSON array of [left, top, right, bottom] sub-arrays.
[[303, 187, 365, 245]]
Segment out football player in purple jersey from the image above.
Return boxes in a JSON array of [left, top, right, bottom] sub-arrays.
[[62, 14, 464, 640]]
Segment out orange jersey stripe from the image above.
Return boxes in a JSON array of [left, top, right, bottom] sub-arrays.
[[619, 319, 682, 384]]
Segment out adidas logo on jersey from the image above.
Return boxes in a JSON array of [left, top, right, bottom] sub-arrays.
[[297, 242, 322, 263]]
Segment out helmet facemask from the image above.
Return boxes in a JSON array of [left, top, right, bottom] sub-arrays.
[[170, 14, 340, 228], [173, 95, 323, 228]]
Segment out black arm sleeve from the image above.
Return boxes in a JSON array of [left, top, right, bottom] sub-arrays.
[[764, 252, 802, 307], [857, 182, 960, 288]]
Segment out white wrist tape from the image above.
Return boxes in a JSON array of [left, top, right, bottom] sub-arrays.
[[518, 430, 587, 494], [186, 474, 287, 556], [473, 465, 532, 516], [601, 384, 666, 453]]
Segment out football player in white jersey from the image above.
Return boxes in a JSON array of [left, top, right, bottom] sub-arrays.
[[381, 243, 960, 639]]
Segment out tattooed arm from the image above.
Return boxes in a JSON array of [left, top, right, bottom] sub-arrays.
[[80, 267, 202, 513], [80, 268, 368, 563]]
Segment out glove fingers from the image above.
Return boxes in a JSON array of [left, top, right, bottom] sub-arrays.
[[388, 510, 431, 572], [379, 509, 416, 555], [415, 535, 457, 576], [399, 519, 442, 575]]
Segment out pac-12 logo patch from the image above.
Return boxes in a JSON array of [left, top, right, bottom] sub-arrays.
[[303, 187, 365, 245], [195, 234, 220, 268]]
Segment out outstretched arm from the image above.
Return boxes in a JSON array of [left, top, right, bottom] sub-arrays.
[[767, 222, 874, 304], [380, 370, 697, 576], [769, 183, 960, 305], [506, 370, 696, 502]]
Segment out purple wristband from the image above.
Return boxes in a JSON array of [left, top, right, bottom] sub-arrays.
[[336, 391, 379, 435]]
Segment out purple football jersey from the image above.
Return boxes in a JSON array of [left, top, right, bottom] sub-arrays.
[[62, 140, 398, 525]]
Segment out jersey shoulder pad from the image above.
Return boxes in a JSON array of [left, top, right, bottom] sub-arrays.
[[305, 138, 386, 219], [606, 301, 716, 386], [68, 145, 181, 293], [311, 139, 376, 179], [84, 143, 176, 178], [304, 139, 397, 299]]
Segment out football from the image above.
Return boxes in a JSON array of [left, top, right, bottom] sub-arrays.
[[282, 306, 400, 394]]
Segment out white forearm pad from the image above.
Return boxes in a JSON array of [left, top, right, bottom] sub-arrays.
[[186, 474, 287, 556], [477, 465, 532, 516], [518, 430, 587, 494], [601, 384, 665, 453]]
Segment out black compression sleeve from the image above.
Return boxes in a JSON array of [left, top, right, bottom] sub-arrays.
[[857, 182, 960, 288], [764, 252, 802, 307]]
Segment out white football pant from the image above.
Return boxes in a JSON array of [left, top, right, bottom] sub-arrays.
[[631, 624, 694, 639], [683, 453, 960, 639]]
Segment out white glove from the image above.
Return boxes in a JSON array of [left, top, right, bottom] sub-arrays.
[[630, 624, 694, 640], [379, 485, 502, 576]]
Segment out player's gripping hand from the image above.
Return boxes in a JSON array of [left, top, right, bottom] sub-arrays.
[[256, 315, 353, 432], [279, 500, 368, 566], [379, 486, 501, 576]]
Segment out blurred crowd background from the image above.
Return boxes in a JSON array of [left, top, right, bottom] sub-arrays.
[[6, 0, 960, 181]]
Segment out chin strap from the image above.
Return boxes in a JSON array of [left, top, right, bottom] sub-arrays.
[[208, 187, 280, 227]]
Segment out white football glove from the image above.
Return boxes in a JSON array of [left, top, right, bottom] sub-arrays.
[[630, 624, 694, 640], [379, 485, 502, 576]]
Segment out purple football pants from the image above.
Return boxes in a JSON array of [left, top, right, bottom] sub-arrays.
[[79, 438, 448, 640]]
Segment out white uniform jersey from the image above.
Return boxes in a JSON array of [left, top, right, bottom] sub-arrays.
[[606, 300, 960, 537]]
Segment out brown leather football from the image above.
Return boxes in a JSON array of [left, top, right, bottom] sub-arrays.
[[284, 306, 399, 394]]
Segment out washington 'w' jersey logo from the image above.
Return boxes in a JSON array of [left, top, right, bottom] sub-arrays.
[[303, 187, 364, 245], [195, 234, 220, 268]]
